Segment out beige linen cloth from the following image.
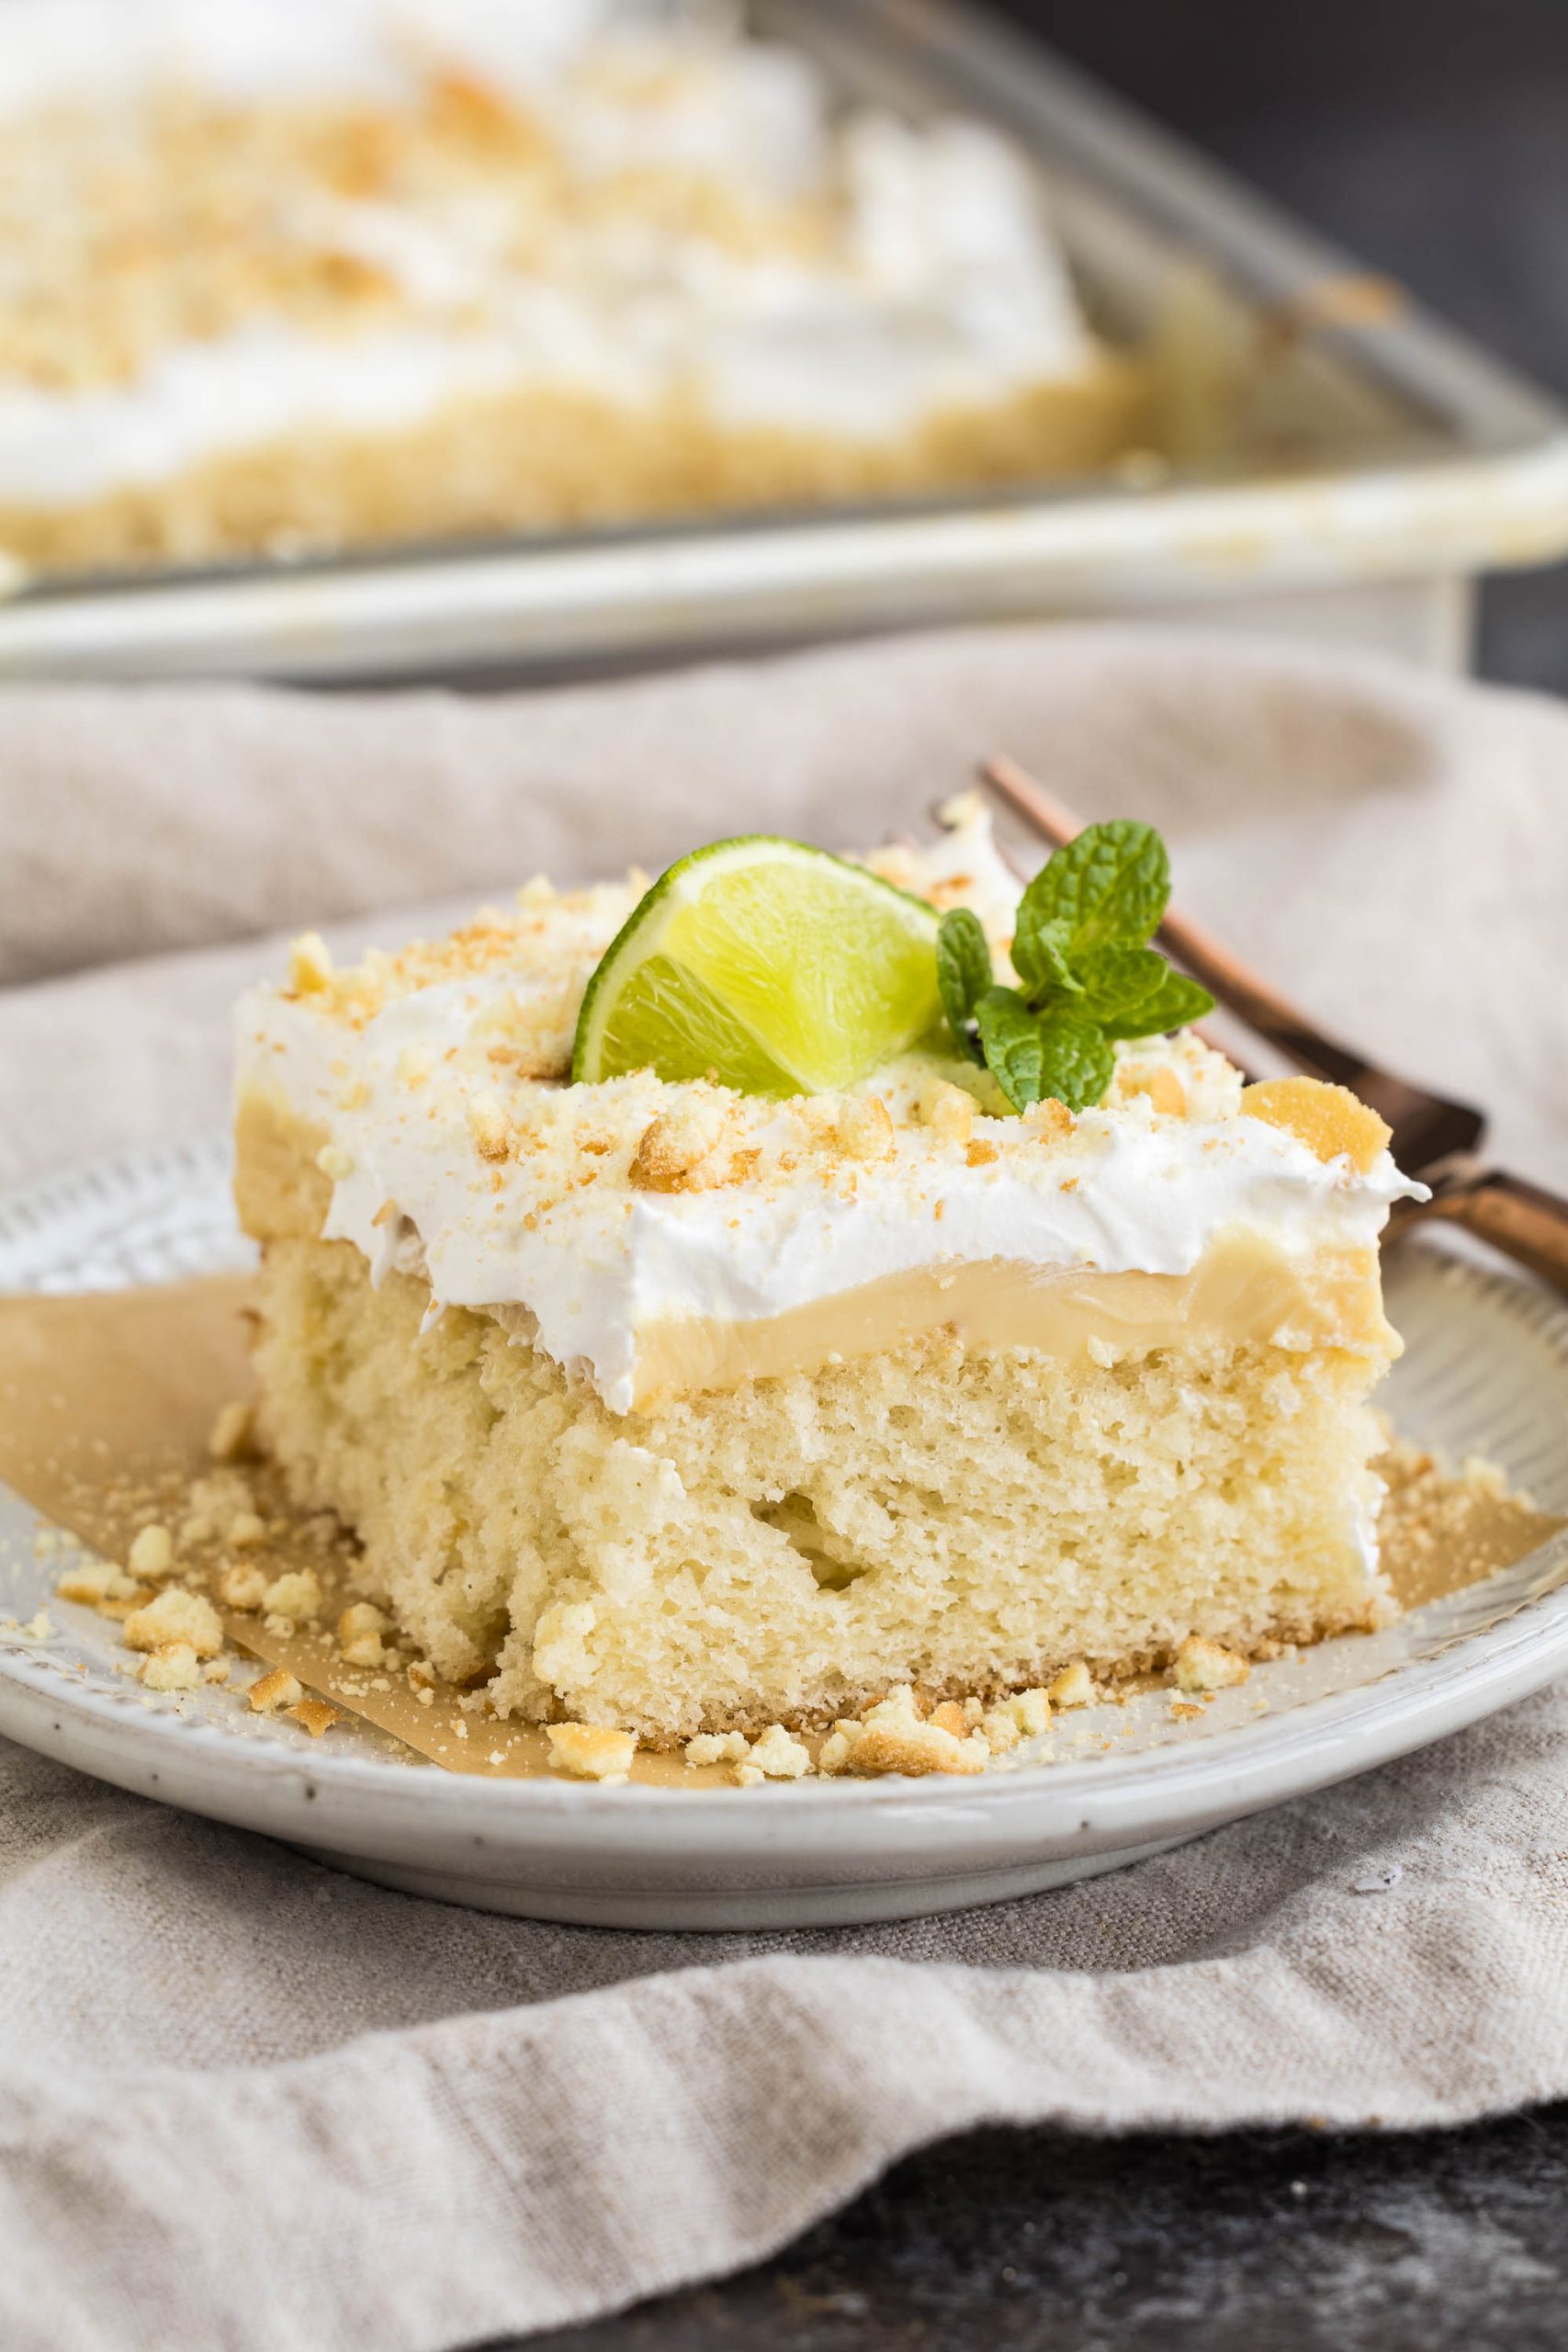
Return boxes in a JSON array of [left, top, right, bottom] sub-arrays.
[[2, 624, 1568, 2352]]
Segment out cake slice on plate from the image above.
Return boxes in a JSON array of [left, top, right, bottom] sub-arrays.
[[233, 798, 1421, 1747]]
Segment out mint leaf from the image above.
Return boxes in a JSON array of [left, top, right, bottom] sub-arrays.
[[1010, 912, 1082, 1003], [1073, 944, 1168, 1025], [974, 989, 1046, 1110], [1034, 1012, 1116, 1114], [1018, 819, 1169, 958], [960, 817, 1201, 1114], [936, 909, 993, 1063], [973, 994, 1116, 1114], [1100, 969, 1216, 1041]]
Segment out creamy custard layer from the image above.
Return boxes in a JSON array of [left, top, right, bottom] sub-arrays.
[[238, 1087, 1394, 1404], [623, 1234, 1393, 1407]]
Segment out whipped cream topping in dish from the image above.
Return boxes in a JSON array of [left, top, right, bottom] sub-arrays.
[[0, 0, 1099, 509], [235, 808, 1426, 1414]]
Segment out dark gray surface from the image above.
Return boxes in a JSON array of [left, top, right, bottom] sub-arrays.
[[1014, 0, 1568, 699], [500, 2108, 1568, 2349], [479, 10, 1568, 2343]]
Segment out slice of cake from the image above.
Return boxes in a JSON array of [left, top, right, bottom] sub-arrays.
[[0, 0, 1146, 577], [233, 799, 1422, 1747]]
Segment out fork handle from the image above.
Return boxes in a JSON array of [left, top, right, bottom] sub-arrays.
[[1427, 1169, 1568, 1295]]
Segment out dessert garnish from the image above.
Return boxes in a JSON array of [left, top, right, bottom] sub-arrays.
[[572, 836, 941, 1094], [938, 819, 1214, 1111]]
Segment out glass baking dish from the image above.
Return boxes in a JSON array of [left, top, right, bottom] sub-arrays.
[[0, 0, 1564, 683]]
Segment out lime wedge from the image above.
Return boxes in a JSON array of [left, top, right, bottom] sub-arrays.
[[572, 836, 942, 1094]]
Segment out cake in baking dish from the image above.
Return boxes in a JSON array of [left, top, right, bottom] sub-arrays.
[[232, 797, 1422, 1747], [0, 0, 1147, 576]]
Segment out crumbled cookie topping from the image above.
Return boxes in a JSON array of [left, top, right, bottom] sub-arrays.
[[123, 1588, 223, 1660], [546, 1722, 637, 1782], [1241, 1078, 1392, 1175], [249, 1667, 304, 1714], [1171, 1634, 1252, 1693], [138, 1642, 203, 1692], [818, 1685, 989, 1778], [127, 1523, 175, 1580]]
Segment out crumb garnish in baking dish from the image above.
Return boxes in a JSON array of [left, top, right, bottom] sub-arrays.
[[0, 1, 1150, 573]]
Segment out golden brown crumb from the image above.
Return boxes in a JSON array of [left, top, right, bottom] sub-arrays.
[[1022, 1098, 1076, 1143], [546, 1722, 637, 1781], [1172, 1634, 1251, 1692], [818, 1686, 987, 1778], [128, 1523, 175, 1580], [1047, 1662, 1096, 1710], [124, 1589, 223, 1660], [974, 1687, 1052, 1753], [845, 1721, 987, 1777], [289, 1697, 340, 1738], [287, 933, 333, 996], [208, 1400, 255, 1463], [337, 1600, 389, 1667], [249, 1666, 304, 1713], [629, 1098, 736, 1193], [138, 1641, 202, 1692], [742, 1724, 811, 1781], [836, 1096, 896, 1165], [96, 1580, 153, 1622], [228, 1511, 267, 1549], [203, 1658, 231, 1685], [56, 1564, 117, 1607], [1241, 1078, 1391, 1174], [978, 1708, 1021, 1754], [466, 1091, 513, 1161], [684, 1730, 750, 1768], [1121, 1064, 1188, 1117], [993, 1686, 1054, 1737], [260, 1569, 322, 1623], [917, 1079, 974, 1147], [929, 1699, 969, 1736], [469, 987, 576, 1080], [218, 1563, 269, 1611]]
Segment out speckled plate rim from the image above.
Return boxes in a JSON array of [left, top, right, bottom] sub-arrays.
[[3, 1136, 1568, 1910]]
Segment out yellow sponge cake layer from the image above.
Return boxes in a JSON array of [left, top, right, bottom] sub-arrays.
[[254, 1234, 1393, 1741]]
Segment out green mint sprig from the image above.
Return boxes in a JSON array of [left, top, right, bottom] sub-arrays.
[[937, 819, 1215, 1114]]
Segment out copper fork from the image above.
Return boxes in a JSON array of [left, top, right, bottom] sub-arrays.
[[976, 752, 1568, 1295]]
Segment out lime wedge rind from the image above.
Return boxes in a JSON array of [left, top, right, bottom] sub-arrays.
[[572, 836, 942, 1097]]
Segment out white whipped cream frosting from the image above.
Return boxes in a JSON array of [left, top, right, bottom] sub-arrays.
[[0, 0, 1097, 509], [235, 814, 1424, 1414]]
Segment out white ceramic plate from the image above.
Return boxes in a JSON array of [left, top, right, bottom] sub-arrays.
[[2, 1136, 1567, 1931]]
